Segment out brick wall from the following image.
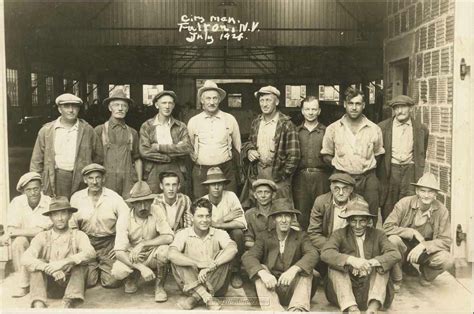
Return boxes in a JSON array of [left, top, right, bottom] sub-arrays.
[[384, 0, 455, 210]]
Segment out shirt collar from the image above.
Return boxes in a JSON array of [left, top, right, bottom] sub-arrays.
[[109, 118, 127, 129], [393, 118, 412, 127], [189, 226, 215, 239], [260, 112, 279, 124], [298, 121, 322, 133], [152, 115, 174, 127], [340, 114, 370, 128], [204, 110, 223, 119], [54, 117, 79, 130], [413, 198, 437, 217]]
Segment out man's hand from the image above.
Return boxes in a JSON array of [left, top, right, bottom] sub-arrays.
[[222, 209, 243, 223], [0, 234, 10, 246], [347, 257, 372, 273], [277, 267, 299, 287], [247, 150, 260, 162], [129, 244, 145, 263], [244, 241, 255, 249], [407, 243, 426, 264], [44, 260, 70, 275], [258, 270, 277, 290], [152, 143, 160, 152], [198, 268, 210, 284], [412, 230, 425, 243], [368, 259, 381, 267], [138, 265, 155, 281], [52, 270, 66, 282]]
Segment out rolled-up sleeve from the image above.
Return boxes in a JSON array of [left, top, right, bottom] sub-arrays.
[[320, 124, 335, 156]]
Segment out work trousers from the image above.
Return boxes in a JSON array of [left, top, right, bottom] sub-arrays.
[[111, 245, 169, 280], [87, 236, 120, 288], [55, 169, 73, 199], [382, 164, 415, 221], [226, 229, 245, 273], [192, 159, 237, 199], [11, 236, 31, 288]]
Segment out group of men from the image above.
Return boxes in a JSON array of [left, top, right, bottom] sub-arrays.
[[1, 80, 454, 313]]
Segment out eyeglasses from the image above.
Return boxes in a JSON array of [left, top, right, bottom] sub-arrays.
[[332, 186, 352, 194]]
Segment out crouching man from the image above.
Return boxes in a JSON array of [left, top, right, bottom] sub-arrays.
[[168, 198, 238, 311], [321, 199, 401, 314], [22, 197, 96, 308], [242, 199, 318, 312], [111, 181, 174, 302]]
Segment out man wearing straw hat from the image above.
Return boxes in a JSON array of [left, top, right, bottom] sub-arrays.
[[95, 88, 143, 199], [321, 198, 400, 314], [22, 196, 96, 308], [383, 173, 454, 289], [112, 181, 174, 302], [242, 198, 318, 312]]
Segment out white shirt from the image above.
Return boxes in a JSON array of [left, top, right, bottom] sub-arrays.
[[153, 116, 173, 145], [7, 194, 52, 230], [257, 113, 279, 164], [54, 118, 79, 171], [164, 199, 179, 229], [391, 119, 414, 164], [202, 191, 247, 229], [332, 201, 348, 232]]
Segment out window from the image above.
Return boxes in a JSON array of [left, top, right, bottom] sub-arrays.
[[72, 80, 80, 97], [109, 84, 130, 97], [285, 85, 306, 107], [228, 93, 242, 108], [87, 83, 98, 105], [143, 84, 164, 106], [318, 85, 340, 103], [389, 58, 409, 97], [6, 68, 19, 107], [45, 77, 54, 105], [31, 73, 39, 106]]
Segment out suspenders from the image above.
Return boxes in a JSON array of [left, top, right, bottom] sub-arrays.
[[102, 121, 133, 151]]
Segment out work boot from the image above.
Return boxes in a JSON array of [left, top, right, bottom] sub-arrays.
[[177, 295, 200, 310], [231, 272, 243, 289], [154, 265, 168, 302], [419, 277, 432, 287], [31, 300, 47, 308], [206, 297, 222, 310], [393, 280, 402, 292], [124, 271, 139, 294], [11, 286, 29, 298]]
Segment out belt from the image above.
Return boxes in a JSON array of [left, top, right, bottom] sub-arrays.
[[336, 168, 375, 177], [300, 167, 327, 173], [391, 163, 414, 168], [195, 159, 232, 168]]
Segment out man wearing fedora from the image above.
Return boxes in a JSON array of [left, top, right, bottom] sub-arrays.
[[1, 172, 53, 298], [242, 198, 318, 312], [383, 173, 454, 289], [168, 198, 238, 310], [377, 95, 429, 222], [321, 199, 401, 314], [30, 93, 103, 198], [241, 85, 300, 207], [140, 90, 193, 195], [70, 163, 130, 288], [187, 80, 242, 198], [95, 88, 143, 199], [112, 181, 174, 302], [201, 167, 247, 289], [22, 196, 96, 308]]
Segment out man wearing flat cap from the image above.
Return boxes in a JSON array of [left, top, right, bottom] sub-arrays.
[[321, 199, 401, 314], [70, 163, 130, 288], [30, 93, 103, 198], [242, 198, 318, 312], [241, 85, 300, 207], [383, 173, 454, 289], [112, 181, 174, 302], [187, 80, 242, 198], [377, 95, 429, 221], [140, 90, 193, 195], [95, 88, 143, 199], [1, 172, 52, 297], [22, 197, 96, 308]]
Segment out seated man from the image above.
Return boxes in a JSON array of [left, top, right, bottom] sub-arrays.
[[242, 199, 318, 312], [321, 199, 401, 314], [0, 172, 53, 297], [21, 197, 96, 308], [383, 173, 454, 289], [168, 198, 238, 311], [244, 180, 300, 249], [201, 167, 247, 288], [112, 181, 174, 302]]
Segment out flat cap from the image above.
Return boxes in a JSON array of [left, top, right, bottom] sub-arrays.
[[389, 95, 415, 107], [254, 86, 281, 98], [81, 163, 106, 176], [329, 173, 356, 186], [17, 172, 42, 192], [252, 179, 278, 192], [153, 90, 177, 105], [55, 93, 83, 106]]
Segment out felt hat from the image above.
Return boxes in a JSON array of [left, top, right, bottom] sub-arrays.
[[201, 167, 230, 185], [16, 172, 42, 192], [197, 80, 226, 101], [55, 93, 83, 106], [254, 85, 281, 99], [81, 163, 106, 176], [125, 181, 157, 203], [329, 173, 356, 186], [268, 198, 300, 217], [103, 88, 134, 106], [410, 173, 440, 191], [252, 179, 278, 192], [338, 198, 376, 219], [42, 196, 78, 216]]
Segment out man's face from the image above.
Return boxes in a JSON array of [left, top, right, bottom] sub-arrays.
[[349, 216, 369, 237], [254, 185, 273, 206], [207, 182, 225, 199], [131, 199, 153, 218], [84, 171, 104, 192], [275, 213, 292, 232], [58, 104, 80, 121], [160, 176, 180, 201], [108, 100, 129, 119], [201, 90, 221, 114], [50, 209, 72, 231], [330, 181, 353, 204], [155, 95, 175, 118], [301, 100, 321, 123], [23, 180, 42, 206], [344, 95, 365, 120], [259, 94, 278, 116], [193, 206, 212, 232], [393, 104, 412, 123], [416, 187, 437, 206]]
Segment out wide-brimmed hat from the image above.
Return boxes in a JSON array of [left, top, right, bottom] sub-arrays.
[[103, 88, 134, 107], [81, 163, 106, 176], [126, 181, 157, 203], [42, 196, 78, 216], [410, 173, 440, 191], [55, 93, 83, 106], [329, 173, 356, 186], [252, 179, 278, 192], [388, 95, 415, 107], [16, 172, 42, 192], [268, 198, 300, 217], [201, 167, 230, 185], [152, 90, 177, 106], [338, 198, 376, 219], [197, 80, 226, 101], [254, 85, 281, 99]]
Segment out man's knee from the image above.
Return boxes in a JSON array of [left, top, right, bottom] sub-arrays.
[[229, 228, 244, 241], [387, 235, 407, 252], [155, 245, 169, 264], [427, 250, 454, 270], [101, 272, 121, 288], [111, 261, 133, 281], [11, 236, 29, 251]]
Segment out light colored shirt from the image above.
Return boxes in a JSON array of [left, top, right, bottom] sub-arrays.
[[187, 110, 241, 165], [164, 200, 179, 229], [332, 201, 348, 232], [7, 194, 52, 231], [69, 187, 130, 238], [54, 118, 79, 171], [170, 226, 236, 262], [153, 116, 173, 145], [279, 234, 289, 254], [203, 191, 247, 229], [257, 113, 279, 164], [152, 193, 193, 232], [355, 234, 366, 259], [391, 119, 414, 164], [321, 115, 385, 174]]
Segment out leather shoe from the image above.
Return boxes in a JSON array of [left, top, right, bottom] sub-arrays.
[[124, 275, 138, 294], [12, 286, 29, 298], [231, 273, 243, 289], [206, 297, 222, 311], [177, 296, 199, 310], [32, 300, 47, 308]]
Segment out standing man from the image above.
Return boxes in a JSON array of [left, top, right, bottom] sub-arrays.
[[140, 90, 193, 194], [1, 172, 52, 297], [187, 80, 241, 198], [377, 95, 429, 221], [69, 163, 130, 288], [95, 88, 143, 199], [30, 93, 103, 198], [242, 201, 318, 312], [293, 96, 330, 229], [241, 85, 300, 206], [321, 87, 385, 224]]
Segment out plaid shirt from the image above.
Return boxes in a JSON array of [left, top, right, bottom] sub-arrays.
[[242, 112, 300, 182], [151, 193, 193, 232]]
